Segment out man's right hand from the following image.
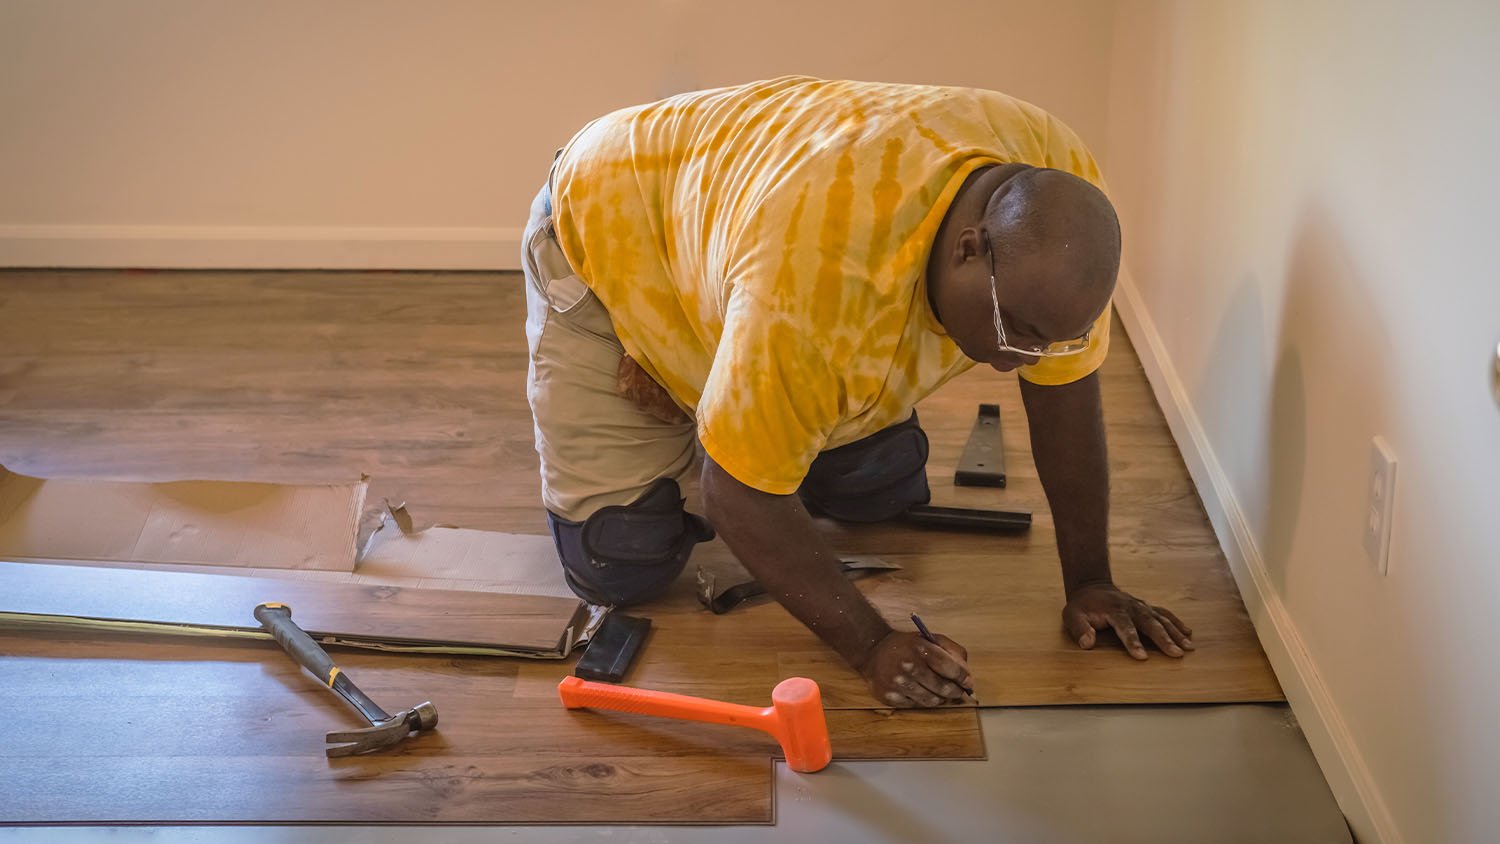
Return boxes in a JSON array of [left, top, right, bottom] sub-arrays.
[[860, 630, 974, 707], [700, 456, 976, 709]]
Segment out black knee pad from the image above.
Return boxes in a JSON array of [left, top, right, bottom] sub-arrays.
[[548, 478, 715, 607], [798, 412, 931, 522]]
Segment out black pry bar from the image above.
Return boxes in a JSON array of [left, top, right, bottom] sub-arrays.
[[904, 504, 1031, 533]]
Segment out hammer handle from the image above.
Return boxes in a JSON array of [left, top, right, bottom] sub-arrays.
[[254, 602, 392, 725]]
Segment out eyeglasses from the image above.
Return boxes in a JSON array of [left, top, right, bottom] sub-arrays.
[[988, 244, 1092, 357]]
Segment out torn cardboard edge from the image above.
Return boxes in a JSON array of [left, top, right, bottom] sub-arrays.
[[356, 501, 582, 600], [0, 467, 608, 655], [0, 463, 367, 572], [353, 501, 611, 650]]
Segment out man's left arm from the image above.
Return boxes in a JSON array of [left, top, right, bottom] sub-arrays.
[[1019, 371, 1195, 659]]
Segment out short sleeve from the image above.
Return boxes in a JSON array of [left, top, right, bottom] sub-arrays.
[[1017, 303, 1112, 387], [696, 289, 843, 494]]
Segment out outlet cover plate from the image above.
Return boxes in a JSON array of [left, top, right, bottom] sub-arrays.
[[1363, 436, 1397, 575]]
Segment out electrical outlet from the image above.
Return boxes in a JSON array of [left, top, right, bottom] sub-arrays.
[[1363, 437, 1397, 575]]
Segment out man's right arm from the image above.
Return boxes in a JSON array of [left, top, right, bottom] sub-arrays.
[[700, 453, 973, 707]]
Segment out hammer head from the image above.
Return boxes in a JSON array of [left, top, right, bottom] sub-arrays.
[[325, 701, 438, 758], [768, 678, 832, 773]]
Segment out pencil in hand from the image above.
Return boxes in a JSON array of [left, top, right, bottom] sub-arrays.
[[910, 612, 978, 702]]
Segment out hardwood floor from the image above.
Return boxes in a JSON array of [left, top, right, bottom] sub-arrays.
[[0, 268, 1278, 824]]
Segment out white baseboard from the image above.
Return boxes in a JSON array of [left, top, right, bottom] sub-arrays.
[[0, 225, 526, 271], [1112, 271, 1399, 844]]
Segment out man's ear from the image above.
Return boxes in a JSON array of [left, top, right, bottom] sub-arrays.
[[955, 227, 985, 263]]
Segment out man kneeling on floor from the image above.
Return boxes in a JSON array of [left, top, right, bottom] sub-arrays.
[[522, 77, 1194, 708]]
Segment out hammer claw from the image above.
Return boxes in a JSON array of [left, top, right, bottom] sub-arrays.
[[324, 725, 407, 758], [322, 703, 438, 756]]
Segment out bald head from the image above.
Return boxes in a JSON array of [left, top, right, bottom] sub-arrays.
[[983, 168, 1120, 339], [926, 164, 1122, 370]]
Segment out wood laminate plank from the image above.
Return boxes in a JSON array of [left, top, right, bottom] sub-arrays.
[[0, 628, 979, 765], [825, 709, 985, 760], [514, 536, 1280, 708], [0, 628, 772, 824], [1, 756, 772, 825], [0, 560, 583, 655], [0, 627, 975, 823]]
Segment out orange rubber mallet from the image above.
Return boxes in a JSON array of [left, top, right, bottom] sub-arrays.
[[557, 675, 833, 773]]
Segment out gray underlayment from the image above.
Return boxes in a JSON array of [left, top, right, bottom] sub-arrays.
[[3, 704, 1352, 844]]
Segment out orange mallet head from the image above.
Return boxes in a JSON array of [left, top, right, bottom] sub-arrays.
[[558, 675, 833, 773]]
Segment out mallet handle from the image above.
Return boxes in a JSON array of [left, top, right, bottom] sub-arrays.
[[559, 676, 772, 734]]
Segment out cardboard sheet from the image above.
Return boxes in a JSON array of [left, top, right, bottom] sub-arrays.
[[353, 503, 577, 599], [0, 464, 365, 571]]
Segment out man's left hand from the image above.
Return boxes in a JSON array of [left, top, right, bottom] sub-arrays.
[[1063, 582, 1194, 659]]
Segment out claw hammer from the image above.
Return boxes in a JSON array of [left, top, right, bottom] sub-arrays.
[[254, 602, 438, 757]]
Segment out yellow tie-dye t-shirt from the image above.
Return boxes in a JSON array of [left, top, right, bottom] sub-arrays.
[[552, 76, 1110, 495]]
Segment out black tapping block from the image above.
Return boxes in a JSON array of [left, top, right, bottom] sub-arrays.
[[574, 612, 652, 683]]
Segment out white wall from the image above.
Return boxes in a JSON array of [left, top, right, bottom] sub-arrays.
[[1103, 2, 1500, 842], [0, 0, 1115, 269]]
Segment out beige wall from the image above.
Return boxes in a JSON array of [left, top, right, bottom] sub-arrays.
[[0, 0, 1115, 268], [1104, 2, 1500, 842]]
